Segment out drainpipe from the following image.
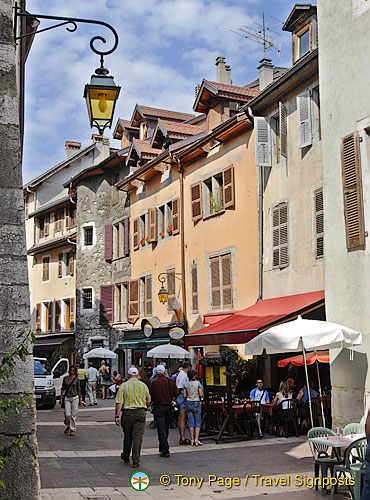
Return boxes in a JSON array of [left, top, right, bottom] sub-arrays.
[[67, 238, 77, 246], [247, 106, 263, 302], [172, 155, 188, 329]]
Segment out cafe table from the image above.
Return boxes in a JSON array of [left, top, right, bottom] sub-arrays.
[[308, 433, 365, 462]]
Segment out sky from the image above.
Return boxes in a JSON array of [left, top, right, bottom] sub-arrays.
[[23, 0, 304, 183]]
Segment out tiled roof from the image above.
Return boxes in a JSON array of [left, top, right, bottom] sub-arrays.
[[208, 81, 260, 100], [138, 105, 195, 122], [161, 120, 205, 136], [135, 139, 161, 156]]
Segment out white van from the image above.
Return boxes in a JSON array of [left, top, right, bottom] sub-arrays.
[[34, 357, 69, 409]]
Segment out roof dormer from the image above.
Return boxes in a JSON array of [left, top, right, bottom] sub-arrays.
[[283, 4, 317, 64]]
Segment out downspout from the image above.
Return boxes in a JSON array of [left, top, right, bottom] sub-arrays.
[[247, 106, 263, 302]]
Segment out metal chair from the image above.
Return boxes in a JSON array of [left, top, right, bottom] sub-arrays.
[[279, 399, 299, 437], [242, 401, 260, 439], [343, 423, 365, 436], [330, 437, 366, 500], [307, 426, 337, 497]]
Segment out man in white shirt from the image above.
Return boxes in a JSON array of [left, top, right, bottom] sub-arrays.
[[86, 361, 99, 406], [176, 362, 191, 445], [250, 379, 270, 438]]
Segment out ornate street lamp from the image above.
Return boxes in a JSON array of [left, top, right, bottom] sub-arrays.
[[158, 285, 169, 304], [157, 272, 182, 305]]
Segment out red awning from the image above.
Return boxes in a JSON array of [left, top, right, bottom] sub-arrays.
[[203, 311, 236, 325], [277, 350, 329, 367], [185, 290, 324, 347]]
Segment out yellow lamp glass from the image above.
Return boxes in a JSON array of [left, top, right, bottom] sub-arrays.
[[84, 72, 120, 135], [158, 286, 168, 304]]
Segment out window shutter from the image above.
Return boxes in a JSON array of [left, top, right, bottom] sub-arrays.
[[69, 252, 74, 276], [133, 218, 139, 251], [42, 257, 49, 281], [191, 182, 203, 223], [145, 275, 153, 316], [191, 264, 198, 313], [104, 225, 113, 261], [47, 302, 53, 332], [222, 165, 235, 209], [210, 257, 221, 310], [36, 303, 41, 332], [25, 196, 29, 220], [44, 215, 50, 236], [254, 117, 272, 166], [70, 298, 75, 330], [272, 203, 289, 269], [172, 198, 180, 235], [124, 217, 130, 256], [341, 132, 365, 249], [148, 208, 158, 243], [221, 254, 233, 308], [315, 189, 324, 258], [128, 279, 139, 322], [58, 254, 63, 278], [65, 208, 70, 229], [279, 102, 288, 158], [297, 91, 312, 148], [167, 269, 176, 311], [55, 301, 61, 331], [100, 284, 114, 324]]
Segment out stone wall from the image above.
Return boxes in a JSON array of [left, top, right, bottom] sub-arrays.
[[0, 0, 39, 496]]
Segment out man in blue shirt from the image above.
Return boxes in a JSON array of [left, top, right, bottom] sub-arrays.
[[250, 379, 270, 438]]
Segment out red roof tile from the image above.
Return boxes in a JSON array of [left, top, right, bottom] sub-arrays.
[[138, 105, 195, 122], [135, 139, 161, 156], [161, 120, 205, 136], [208, 81, 260, 100]]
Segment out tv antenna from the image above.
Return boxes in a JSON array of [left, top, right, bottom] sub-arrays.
[[230, 13, 283, 58]]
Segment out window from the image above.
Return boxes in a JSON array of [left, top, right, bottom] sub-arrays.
[[140, 275, 152, 316], [191, 264, 199, 313], [200, 165, 234, 219], [113, 222, 125, 258], [298, 28, 310, 58], [54, 209, 64, 232], [63, 299, 71, 330], [210, 254, 233, 310], [84, 226, 93, 246], [271, 115, 280, 164], [312, 87, 321, 141], [39, 215, 49, 238], [58, 252, 74, 277], [66, 206, 76, 229], [167, 268, 176, 312], [204, 174, 223, 216], [340, 132, 365, 250], [157, 200, 179, 239], [55, 300, 61, 331], [314, 189, 324, 258], [139, 214, 147, 247], [25, 195, 29, 220], [42, 256, 50, 282], [42, 301, 53, 332], [82, 288, 93, 309], [272, 203, 289, 269], [115, 283, 128, 322]]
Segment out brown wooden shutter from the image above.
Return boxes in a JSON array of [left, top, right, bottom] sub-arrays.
[[315, 189, 324, 258], [221, 254, 233, 308], [44, 215, 50, 236], [148, 208, 158, 243], [172, 198, 180, 235], [145, 275, 152, 316], [47, 302, 53, 332], [210, 257, 221, 310], [128, 279, 139, 322], [36, 303, 41, 332], [100, 284, 114, 324], [133, 218, 139, 251], [104, 225, 113, 261], [58, 254, 63, 278], [222, 165, 235, 209], [341, 132, 365, 249], [191, 264, 198, 313], [191, 182, 202, 223], [55, 301, 61, 331], [70, 298, 75, 330], [167, 269, 176, 310], [69, 252, 74, 276], [42, 257, 50, 281], [124, 218, 130, 256]]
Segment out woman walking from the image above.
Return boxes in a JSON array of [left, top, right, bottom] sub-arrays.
[[60, 365, 82, 436], [183, 369, 203, 446], [99, 360, 111, 399]]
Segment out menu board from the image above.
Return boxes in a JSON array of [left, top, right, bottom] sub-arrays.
[[205, 365, 227, 386]]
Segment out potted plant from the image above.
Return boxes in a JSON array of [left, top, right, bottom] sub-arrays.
[[166, 224, 173, 236], [159, 229, 165, 239], [140, 237, 145, 247]]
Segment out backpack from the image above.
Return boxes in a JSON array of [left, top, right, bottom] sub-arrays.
[[102, 369, 110, 381]]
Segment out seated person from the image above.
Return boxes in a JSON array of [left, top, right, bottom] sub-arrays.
[[297, 381, 318, 403], [250, 379, 270, 403], [287, 377, 298, 399], [273, 381, 293, 410]]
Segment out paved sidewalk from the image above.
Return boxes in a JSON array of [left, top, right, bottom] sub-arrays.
[[37, 400, 349, 500]]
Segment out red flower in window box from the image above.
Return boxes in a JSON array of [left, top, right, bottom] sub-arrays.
[[159, 230, 165, 239], [166, 224, 173, 236], [140, 237, 146, 247]]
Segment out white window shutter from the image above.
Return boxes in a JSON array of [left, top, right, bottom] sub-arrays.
[[279, 102, 288, 158], [254, 117, 272, 166], [297, 91, 312, 148]]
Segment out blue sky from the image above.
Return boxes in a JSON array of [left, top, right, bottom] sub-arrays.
[[23, 0, 302, 182]]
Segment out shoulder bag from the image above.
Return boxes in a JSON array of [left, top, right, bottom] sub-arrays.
[[60, 376, 77, 409]]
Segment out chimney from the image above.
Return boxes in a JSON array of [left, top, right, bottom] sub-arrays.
[[91, 134, 103, 143], [65, 141, 81, 158], [215, 56, 232, 84], [258, 58, 274, 91]]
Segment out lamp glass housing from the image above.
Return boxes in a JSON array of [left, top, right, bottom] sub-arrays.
[[158, 286, 168, 304], [84, 73, 120, 134]]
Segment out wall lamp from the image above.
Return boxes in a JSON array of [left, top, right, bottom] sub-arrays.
[[157, 272, 182, 305]]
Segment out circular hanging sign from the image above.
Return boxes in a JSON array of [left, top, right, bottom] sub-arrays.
[[143, 323, 153, 338], [169, 327, 185, 340]]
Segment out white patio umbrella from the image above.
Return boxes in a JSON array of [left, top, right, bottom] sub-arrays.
[[245, 316, 362, 426], [83, 347, 118, 359], [146, 344, 191, 359]]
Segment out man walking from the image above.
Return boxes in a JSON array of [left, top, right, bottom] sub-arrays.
[[176, 361, 191, 445], [150, 365, 178, 457], [86, 361, 99, 406], [115, 367, 151, 468], [77, 362, 88, 406]]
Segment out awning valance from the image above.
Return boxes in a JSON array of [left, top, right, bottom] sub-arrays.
[[185, 290, 324, 347], [118, 337, 170, 350], [33, 334, 74, 347]]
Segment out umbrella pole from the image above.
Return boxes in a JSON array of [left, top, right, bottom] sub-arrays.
[[316, 359, 326, 427], [301, 339, 314, 428]]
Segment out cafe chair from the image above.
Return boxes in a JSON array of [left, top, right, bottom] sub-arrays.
[[307, 426, 337, 497], [330, 437, 366, 500], [343, 423, 365, 436], [241, 401, 260, 439], [280, 399, 299, 438]]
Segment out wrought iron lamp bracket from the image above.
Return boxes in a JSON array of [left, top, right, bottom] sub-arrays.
[[157, 272, 183, 285]]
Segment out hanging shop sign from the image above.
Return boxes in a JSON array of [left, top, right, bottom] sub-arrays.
[[169, 326, 185, 340], [143, 323, 153, 338]]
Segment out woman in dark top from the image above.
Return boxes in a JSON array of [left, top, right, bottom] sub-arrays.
[[60, 365, 81, 436]]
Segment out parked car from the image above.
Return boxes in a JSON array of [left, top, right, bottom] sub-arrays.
[[34, 357, 69, 409]]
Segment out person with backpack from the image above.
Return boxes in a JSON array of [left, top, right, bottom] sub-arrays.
[[99, 360, 111, 399]]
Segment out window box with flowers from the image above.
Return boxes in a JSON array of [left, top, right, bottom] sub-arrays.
[[159, 229, 165, 239], [166, 224, 173, 236], [140, 237, 146, 247]]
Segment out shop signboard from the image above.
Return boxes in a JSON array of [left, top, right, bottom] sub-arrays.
[[169, 326, 185, 340]]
